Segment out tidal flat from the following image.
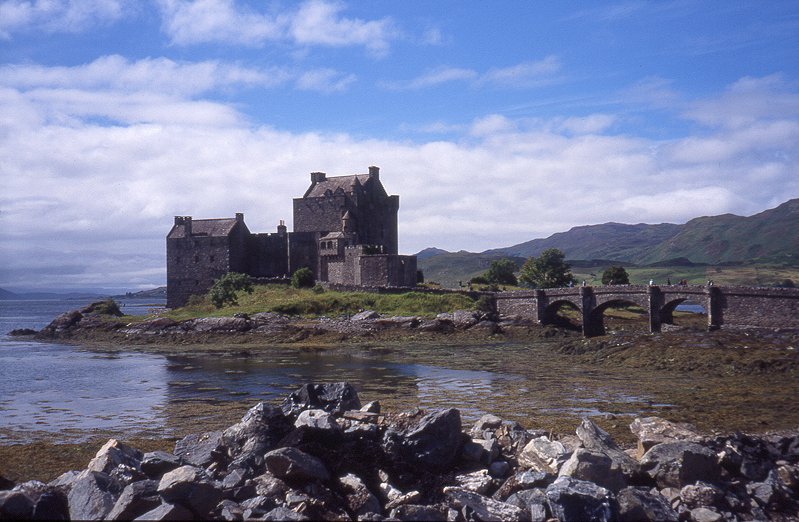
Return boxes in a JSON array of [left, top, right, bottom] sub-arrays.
[[2, 312, 798, 483]]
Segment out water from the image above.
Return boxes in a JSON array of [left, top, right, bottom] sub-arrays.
[[0, 298, 694, 445]]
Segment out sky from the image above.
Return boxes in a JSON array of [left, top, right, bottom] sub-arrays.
[[1, 0, 798, 292]]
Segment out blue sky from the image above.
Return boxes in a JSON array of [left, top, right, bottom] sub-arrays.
[[1, 0, 798, 291]]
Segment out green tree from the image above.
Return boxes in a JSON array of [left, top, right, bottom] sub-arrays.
[[208, 272, 254, 308], [519, 248, 575, 288], [601, 266, 630, 285], [291, 267, 315, 288], [484, 258, 518, 286]]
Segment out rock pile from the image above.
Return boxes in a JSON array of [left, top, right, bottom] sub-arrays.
[[2, 382, 798, 521]]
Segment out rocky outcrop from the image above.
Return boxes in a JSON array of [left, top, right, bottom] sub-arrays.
[[3, 384, 798, 521]]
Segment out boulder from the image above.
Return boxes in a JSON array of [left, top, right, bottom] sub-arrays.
[[40, 310, 83, 335], [518, 436, 571, 473], [577, 418, 640, 478], [0, 490, 34, 520], [132, 501, 194, 521], [173, 430, 223, 468], [630, 417, 702, 457], [489, 460, 511, 479], [505, 488, 549, 522], [382, 408, 463, 471], [67, 470, 120, 521], [281, 382, 361, 417], [0, 475, 12, 491], [493, 470, 552, 501], [690, 506, 724, 522], [452, 309, 479, 328], [545, 476, 617, 522], [157, 465, 223, 517], [140, 451, 182, 478], [390, 503, 448, 521], [263, 505, 310, 520], [559, 448, 627, 493], [360, 400, 381, 414], [351, 310, 380, 321], [443, 486, 525, 521], [337, 473, 381, 517], [185, 316, 251, 332], [461, 437, 499, 466], [107, 479, 160, 520], [680, 481, 725, 510], [87, 439, 143, 475], [294, 409, 341, 433], [640, 441, 720, 489], [264, 447, 330, 482], [616, 486, 678, 522], [454, 470, 494, 495]]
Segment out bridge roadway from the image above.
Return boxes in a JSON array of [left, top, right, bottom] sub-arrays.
[[493, 284, 799, 337]]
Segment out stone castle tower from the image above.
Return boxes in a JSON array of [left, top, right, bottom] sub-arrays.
[[166, 166, 417, 308]]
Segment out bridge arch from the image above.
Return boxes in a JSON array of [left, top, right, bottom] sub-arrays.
[[587, 297, 647, 336], [541, 299, 582, 329]]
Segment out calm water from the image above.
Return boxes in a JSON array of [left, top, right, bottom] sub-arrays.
[[0, 298, 710, 445]]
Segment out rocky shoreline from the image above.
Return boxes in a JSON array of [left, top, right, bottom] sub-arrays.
[[1, 382, 798, 521]]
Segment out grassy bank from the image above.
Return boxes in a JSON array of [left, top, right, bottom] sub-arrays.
[[157, 285, 476, 322]]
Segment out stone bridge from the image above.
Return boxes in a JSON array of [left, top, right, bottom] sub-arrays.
[[494, 284, 799, 337]]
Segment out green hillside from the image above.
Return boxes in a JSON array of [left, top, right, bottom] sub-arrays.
[[417, 198, 799, 288]]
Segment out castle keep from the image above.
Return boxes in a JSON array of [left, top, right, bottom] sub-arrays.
[[166, 167, 417, 308]]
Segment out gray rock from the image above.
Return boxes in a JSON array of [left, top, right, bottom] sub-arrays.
[[264, 447, 330, 482], [254, 471, 291, 498], [452, 309, 479, 328], [470, 414, 503, 439], [360, 400, 381, 413], [173, 430, 223, 468], [680, 482, 724, 510], [87, 438, 143, 475], [263, 505, 310, 520], [640, 441, 720, 489], [133, 501, 194, 521], [338, 473, 381, 516], [281, 382, 361, 417], [505, 488, 549, 522], [185, 316, 251, 332], [630, 417, 702, 458], [545, 476, 616, 522], [141, 451, 182, 478], [382, 408, 463, 470], [390, 503, 448, 520], [489, 460, 511, 479], [493, 470, 552, 500], [616, 486, 678, 522], [690, 506, 723, 522], [577, 418, 640, 478], [443, 486, 525, 521], [417, 318, 454, 332], [558, 448, 627, 492], [385, 490, 422, 510], [518, 436, 571, 473], [218, 499, 244, 521], [107, 479, 160, 520], [462, 437, 499, 466], [49, 470, 80, 489], [294, 408, 341, 432], [454, 470, 494, 495], [157, 465, 223, 517], [10, 481, 71, 521], [351, 310, 380, 321], [0, 490, 34, 519], [67, 470, 120, 521]]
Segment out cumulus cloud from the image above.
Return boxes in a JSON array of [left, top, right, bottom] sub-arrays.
[[1, 64, 797, 290], [156, 0, 395, 54], [0, 0, 125, 38]]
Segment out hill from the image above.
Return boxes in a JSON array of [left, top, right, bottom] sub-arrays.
[[0, 288, 21, 300], [418, 198, 799, 287]]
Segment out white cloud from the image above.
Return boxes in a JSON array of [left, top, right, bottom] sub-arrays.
[[388, 56, 561, 91], [0, 0, 125, 38], [295, 68, 356, 93], [156, 0, 396, 54], [1, 67, 797, 290]]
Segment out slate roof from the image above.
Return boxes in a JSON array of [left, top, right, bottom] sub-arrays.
[[168, 218, 241, 239], [305, 174, 372, 198]]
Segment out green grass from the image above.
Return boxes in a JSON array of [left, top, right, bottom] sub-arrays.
[[159, 285, 476, 321]]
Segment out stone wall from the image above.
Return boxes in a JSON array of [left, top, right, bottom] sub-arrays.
[[715, 286, 799, 329], [248, 233, 288, 278], [293, 195, 349, 234]]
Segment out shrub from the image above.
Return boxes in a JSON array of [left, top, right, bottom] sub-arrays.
[[208, 272, 254, 308], [485, 258, 519, 286], [312, 284, 325, 294], [601, 266, 630, 285], [469, 275, 489, 285], [291, 267, 315, 289]]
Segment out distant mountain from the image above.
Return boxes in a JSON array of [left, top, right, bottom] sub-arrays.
[[415, 247, 450, 260], [116, 286, 167, 299], [418, 198, 799, 286], [0, 288, 21, 300]]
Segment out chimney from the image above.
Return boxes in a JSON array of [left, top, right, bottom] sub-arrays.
[[235, 212, 244, 222], [277, 219, 287, 236], [368, 166, 380, 180], [180, 216, 192, 236], [311, 172, 326, 183]]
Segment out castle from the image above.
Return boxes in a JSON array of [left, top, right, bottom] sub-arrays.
[[166, 166, 418, 308]]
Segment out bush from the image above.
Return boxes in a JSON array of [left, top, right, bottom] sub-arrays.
[[208, 272, 254, 308], [312, 284, 325, 294], [485, 258, 518, 286], [519, 248, 574, 288], [469, 275, 489, 285], [601, 266, 630, 285], [475, 295, 495, 315], [291, 267, 315, 289]]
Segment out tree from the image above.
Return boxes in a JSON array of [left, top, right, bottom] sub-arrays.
[[208, 272, 253, 308], [291, 267, 315, 288], [484, 258, 518, 286], [601, 266, 630, 285], [519, 248, 575, 288]]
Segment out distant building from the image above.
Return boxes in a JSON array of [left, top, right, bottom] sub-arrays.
[[166, 166, 417, 308]]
